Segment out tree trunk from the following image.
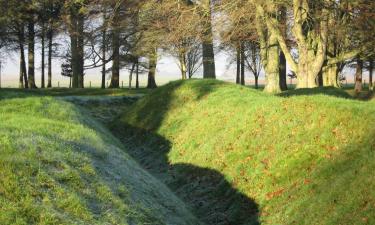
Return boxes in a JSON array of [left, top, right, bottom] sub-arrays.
[[240, 42, 245, 86], [47, 28, 53, 88], [296, 47, 323, 89], [322, 63, 339, 87], [255, 76, 259, 89], [28, 22, 37, 89], [255, 5, 280, 93], [78, 15, 84, 88], [110, 30, 120, 88], [147, 50, 158, 89], [369, 60, 373, 91], [354, 59, 363, 93], [129, 63, 135, 89], [136, 61, 139, 89], [70, 12, 84, 89], [179, 52, 187, 80], [71, 30, 79, 88], [236, 44, 240, 84], [279, 51, 288, 90], [263, 33, 281, 93], [101, 21, 106, 89], [19, 52, 24, 88], [41, 25, 45, 88], [279, 7, 288, 91], [201, 0, 216, 79], [20, 41, 28, 89]]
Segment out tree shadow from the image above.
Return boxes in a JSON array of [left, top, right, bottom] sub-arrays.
[[103, 80, 260, 224], [279, 87, 352, 99], [110, 124, 260, 225]]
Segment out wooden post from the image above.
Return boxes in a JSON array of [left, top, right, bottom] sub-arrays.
[[90, 81, 91, 88], [58, 81, 60, 88]]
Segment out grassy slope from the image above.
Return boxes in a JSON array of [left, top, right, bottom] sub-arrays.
[[117, 79, 375, 225], [0, 92, 200, 225]]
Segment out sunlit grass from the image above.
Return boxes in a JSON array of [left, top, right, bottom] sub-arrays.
[[118, 79, 375, 225], [0, 93, 199, 225]]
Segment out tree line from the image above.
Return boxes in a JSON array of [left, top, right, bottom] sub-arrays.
[[0, 0, 373, 92]]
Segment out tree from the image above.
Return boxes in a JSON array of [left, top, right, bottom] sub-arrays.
[[61, 55, 73, 88], [256, 0, 373, 89], [63, 0, 88, 88], [354, 59, 363, 93], [200, 0, 216, 79], [244, 41, 262, 89]]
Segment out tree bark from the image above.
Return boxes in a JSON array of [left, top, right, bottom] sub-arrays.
[[255, 76, 259, 89], [47, 27, 53, 88], [101, 20, 106, 89], [77, 15, 84, 88], [41, 24, 45, 88], [240, 42, 245, 85], [70, 10, 84, 89], [354, 59, 363, 93], [322, 63, 339, 87], [279, 7, 288, 91], [110, 29, 120, 88], [179, 52, 187, 80], [279, 51, 288, 90], [136, 61, 139, 89], [28, 21, 37, 89], [71, 30, 79, 88], [19, 52, 24, 89], [263, 33, 281, 93], [255, 5, 280, 93], [369, 60, 373, 91], [129, 63, 135, 89], [236, 44, 240, 84], [201, 0, 216, 79], [20, 43, 28, 89], [147, 49, 158, 89]]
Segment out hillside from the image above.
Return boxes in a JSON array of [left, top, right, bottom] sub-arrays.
[[0, 93, 200, 225], [114, 79, 375, 225]]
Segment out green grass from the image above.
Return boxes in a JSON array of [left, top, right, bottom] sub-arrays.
[[0, 92, 200, 225], [114, 79, 375, 225], [0, 88, 149, 98]]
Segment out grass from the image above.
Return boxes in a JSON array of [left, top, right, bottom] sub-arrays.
[[113, 79, 375, 225], [0, 92, 200, 225], [0, 88, 149, 98]]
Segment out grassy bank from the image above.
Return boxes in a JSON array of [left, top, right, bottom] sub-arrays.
[[0, 92, 199, 225], [115, 79, 375, 225]]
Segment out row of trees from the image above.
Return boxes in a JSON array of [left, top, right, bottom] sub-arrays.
[[0, 0, 374, 92]]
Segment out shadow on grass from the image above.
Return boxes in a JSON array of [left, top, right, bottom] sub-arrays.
[[110, 124, 260, 225], [279, 87, 352, 99], [0, 88, 149, 100], [105, 80, 260, 225]]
